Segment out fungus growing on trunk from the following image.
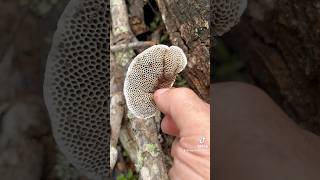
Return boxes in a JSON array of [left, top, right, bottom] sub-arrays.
[[212, 0, 247, 36], [43, 0, 110, 179], [124, 45, 187, 119]]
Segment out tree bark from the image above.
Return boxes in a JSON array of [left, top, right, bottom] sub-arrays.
[[223, 0, 320, 133], [110, 0, 169, 179], [156, 0, 210, 102]]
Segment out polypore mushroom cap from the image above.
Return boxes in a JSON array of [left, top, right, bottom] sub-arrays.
[[212, 0, 247, 36], [124, 45, 187, 119], [43, 0, 110, 179]]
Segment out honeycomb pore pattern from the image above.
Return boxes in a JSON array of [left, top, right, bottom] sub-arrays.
[[43, 0, 110, 179], [212, 0, 247, 36], [124, 45, 187, 119]]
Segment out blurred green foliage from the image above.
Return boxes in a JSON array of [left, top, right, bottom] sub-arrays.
[[149, 14, 161, 31], [175, 74, 189, 87], [160, 33, 169, 44], [122, 149, 129, 158], [117, 170, 138, 180], [19, 0, 59, 16], [214, 39, 249, 82]]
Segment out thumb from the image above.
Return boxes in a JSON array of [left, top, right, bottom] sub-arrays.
[[154, 88, 209, 136]]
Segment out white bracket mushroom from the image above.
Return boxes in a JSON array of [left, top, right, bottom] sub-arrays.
[[124, 45, 187, 119]]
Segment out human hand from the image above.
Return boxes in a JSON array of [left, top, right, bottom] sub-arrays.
[[154, 88, 210, 180]]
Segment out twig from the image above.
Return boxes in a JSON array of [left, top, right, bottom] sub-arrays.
[[111, 41, 156, 52], [110, 0, 169, 179], [110, 92, 125, 169]]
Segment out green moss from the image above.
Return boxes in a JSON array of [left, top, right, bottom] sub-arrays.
[[135, 151, 145, 171], [136, 144, 160, 171], [115, 49, 135, 66], [135, 143, 159, 171], [127, 110, 136, 119], [114, 26, 130, 35], [143, 143, 159, 157]]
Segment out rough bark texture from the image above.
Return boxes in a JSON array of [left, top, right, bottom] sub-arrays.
[[156, 0, 210, 102], [127, 0, 148, 35], [224, 0, 320, 133], [111, 0, 169, 179]]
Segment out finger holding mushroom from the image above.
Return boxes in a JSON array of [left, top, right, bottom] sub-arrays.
[[124, 45, 187, 119]]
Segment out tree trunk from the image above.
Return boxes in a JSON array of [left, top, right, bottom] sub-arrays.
[[223, 0, 320, 133], [156, 0, 210, 102]]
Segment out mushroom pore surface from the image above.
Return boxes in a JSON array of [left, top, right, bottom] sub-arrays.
[[43, 0, 110, 179], [124, 45, 187, 119], [212, 0, 247, 36]]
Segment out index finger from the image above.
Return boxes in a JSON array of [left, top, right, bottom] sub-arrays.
[[154, 88, 210, 136]]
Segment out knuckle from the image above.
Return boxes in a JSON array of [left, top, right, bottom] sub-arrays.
[[170, 139, 182, 157], [171, 144, 178, 157], [172, 88, 195, 101]]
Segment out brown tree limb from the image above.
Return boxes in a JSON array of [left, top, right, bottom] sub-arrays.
[[127, 0, 148, 35], [155, 0, 210, 102], [111, 41, 156, 52], [110, 0, 169, 179]]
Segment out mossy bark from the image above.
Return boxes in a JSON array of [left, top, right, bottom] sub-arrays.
[[111, 0, 169, 179], [156, 0, 210, 102]]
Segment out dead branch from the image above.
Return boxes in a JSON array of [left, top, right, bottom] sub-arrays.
[[110, 0, 169, 179], [110, 92, 125, 169], [111, 41, 156, 52]]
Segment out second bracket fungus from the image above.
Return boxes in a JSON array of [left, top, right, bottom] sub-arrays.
[[124, 45, 187, 119]]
